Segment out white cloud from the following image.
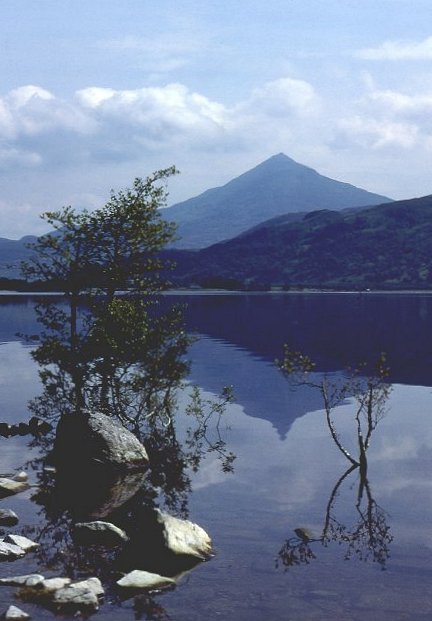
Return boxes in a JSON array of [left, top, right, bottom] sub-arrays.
[[0, 85, 96, 143], [336, 85, 432, 151], [338, 116, 419, 149], [243, 78, 319, 118], [356, 36, 432, 60], [0, 78, 320, 172]]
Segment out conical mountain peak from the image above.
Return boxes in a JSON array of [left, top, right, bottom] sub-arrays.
[[165, 155, 392, 249]]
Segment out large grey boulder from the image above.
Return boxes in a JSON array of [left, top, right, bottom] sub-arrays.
[[54, 411, 149, 471], [55, 465, 147, 521]]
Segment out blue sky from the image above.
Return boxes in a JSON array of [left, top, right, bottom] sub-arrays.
[[1, 0, 432, 237]]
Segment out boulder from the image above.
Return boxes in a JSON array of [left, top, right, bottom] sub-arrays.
[[0, 479, 29, 499], [68, 577, 104, 598], [0, 575, 44, 587], [155, 510, 212, 560], [54, 412, 149, 471], [54, 463, 147, 520], [12, 473, 28, 483], [36, 578, 71, 593], [0, 510, 19, 527], [74, 521, 128, 547], [0, 542, 26, 561], [51, 585, 99, 614], [2, 605, 30, 620], [4, 535, 39, 552], [117, 569, 175, 591], [116, 508, 213, 576]]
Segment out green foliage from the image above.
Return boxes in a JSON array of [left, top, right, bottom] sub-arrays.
[[171, 195, 432, 290], [22, 167, 178, 295], [23, 169, 195, 430]]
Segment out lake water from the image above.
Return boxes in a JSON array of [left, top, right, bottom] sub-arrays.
[[1, 292, 432, 619]]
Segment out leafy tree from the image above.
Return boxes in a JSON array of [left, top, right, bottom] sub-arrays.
[[277, 348, 391, 470], [22, 168, 192, 425]]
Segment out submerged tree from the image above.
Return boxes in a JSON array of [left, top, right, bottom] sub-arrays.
[[278, 348, 391, 470]]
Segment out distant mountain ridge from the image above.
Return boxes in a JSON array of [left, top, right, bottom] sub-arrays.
[[168, 195, 432, 290], [163, 153, 393, 248], [0, 235, 37, 279]]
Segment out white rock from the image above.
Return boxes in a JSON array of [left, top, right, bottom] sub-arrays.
[[4, 535, 39, 552], [12, 472, 28, 483], [0, 479, 29, 499], [51, 586, 99, 613], [0, 542, 26, 560], [117, 570, 175, 590], [0, 510, 19, 527], [3, 605, 30, 620], [38, 577, 71, 593], [0, 574, 44, 587], [156, 510, 212, 559], [69, 577, 104, 598]]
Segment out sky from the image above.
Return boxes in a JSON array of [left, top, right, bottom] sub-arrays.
[[2, 0, 432, 237]]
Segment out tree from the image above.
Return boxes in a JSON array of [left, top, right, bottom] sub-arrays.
[[276, 348, 393, 570], [22, 167, 191, 425], [277, 348, 391, 470]]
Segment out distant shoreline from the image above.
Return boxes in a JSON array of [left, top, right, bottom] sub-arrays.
[[163, 288, 432, 296], [2, 287, 432, 297]]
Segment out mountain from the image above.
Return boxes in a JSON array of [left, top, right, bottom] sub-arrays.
[[169, 195, 432, 289], [163, 153, 392, 248], [0, 235, 37, 279]]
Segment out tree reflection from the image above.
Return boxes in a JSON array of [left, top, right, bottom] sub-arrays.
[[17, 380, 235, 616], [277, 351, 393, 571], [277, 462, 393, 571]]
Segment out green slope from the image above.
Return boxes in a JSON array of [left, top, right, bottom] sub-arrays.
[[171, 195, 432, 289]]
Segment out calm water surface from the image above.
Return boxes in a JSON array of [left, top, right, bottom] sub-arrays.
[[1, 292, 432, 620]]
